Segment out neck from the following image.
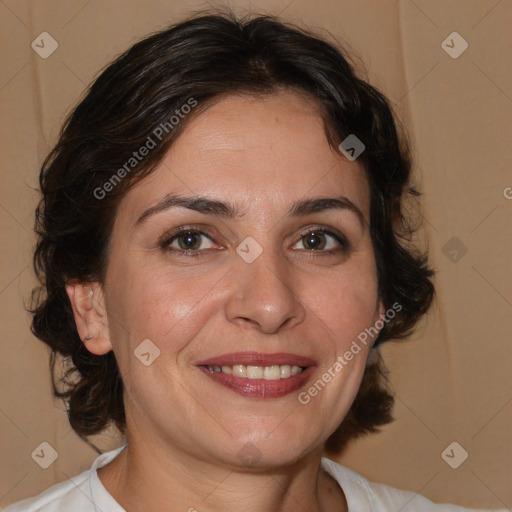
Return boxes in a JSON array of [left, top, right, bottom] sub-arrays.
[[98, 433, 346, 512]]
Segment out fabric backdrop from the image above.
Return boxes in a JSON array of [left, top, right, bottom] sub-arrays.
[[1, 0, 510, 508]]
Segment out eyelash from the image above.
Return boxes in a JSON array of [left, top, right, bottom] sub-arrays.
[[159, 226, 349, 257], [296, 227, 349, 254], [160, 227, 216, 257]]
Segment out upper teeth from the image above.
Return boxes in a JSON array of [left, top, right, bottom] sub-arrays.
[[205, 364, 303, 380]]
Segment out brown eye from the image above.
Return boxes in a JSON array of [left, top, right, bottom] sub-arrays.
[[167, 230, 214, 251], [302, 231, 327, 250], [292, 229, 346, 252]]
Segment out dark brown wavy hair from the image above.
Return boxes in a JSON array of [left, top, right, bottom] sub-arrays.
[[30, 9, 435, 454]]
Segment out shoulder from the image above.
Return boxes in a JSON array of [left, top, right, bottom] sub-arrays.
[[3, 446, 126, 512], [321, 457, 492, 512], [2, 470, 91, 512]]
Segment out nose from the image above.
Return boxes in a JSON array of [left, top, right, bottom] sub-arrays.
[[225, 248, 306, 334]]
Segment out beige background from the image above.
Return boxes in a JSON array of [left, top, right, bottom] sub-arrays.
[[1, 0, 511, 509]]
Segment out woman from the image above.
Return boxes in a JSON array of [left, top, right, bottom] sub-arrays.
[[5, 10, 499, 512]]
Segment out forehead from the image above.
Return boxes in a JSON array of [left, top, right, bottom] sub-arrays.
[[119, 91, 370, 224]]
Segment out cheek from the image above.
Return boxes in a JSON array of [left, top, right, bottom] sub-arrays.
[[303, 261, 380, 350], [105, 258, 226, 364]]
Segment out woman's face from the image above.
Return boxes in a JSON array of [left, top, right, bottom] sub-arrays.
[[98, 91, 384, 468]]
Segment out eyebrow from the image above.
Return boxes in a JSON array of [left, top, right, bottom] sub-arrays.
[[135, 194, 366, 228], [135, 195, 238, 225], [289, 197, 365, 227]]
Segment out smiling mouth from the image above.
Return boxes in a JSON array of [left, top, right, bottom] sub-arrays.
[[203, 364, 305, 380], [196, 352, 316, 398]]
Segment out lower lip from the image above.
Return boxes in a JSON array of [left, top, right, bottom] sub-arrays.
[[198, 366, 316, 398]]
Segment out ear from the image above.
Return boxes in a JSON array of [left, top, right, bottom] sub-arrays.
[[65, 281, 112, 355], [376, 298, 386, 321], [371, 298, 386, 347]]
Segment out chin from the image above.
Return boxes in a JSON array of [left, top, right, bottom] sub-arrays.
[[222, 426, 323, 471]]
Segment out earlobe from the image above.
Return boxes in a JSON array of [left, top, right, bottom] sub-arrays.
[[65, 281, 113, 355], [370, 298, 386, 348], [373, 297, 385, 324], [377, 300, 386, 320]]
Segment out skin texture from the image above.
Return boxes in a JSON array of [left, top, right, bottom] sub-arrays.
[[67, 91, 385, 512]]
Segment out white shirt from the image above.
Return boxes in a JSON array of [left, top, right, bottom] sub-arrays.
[[3, 445, 503, 511]]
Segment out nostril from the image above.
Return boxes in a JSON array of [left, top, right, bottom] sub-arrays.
[[236, 317, 261, 328]]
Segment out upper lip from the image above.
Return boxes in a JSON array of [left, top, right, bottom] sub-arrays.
[[196, 351, 316, 367]]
